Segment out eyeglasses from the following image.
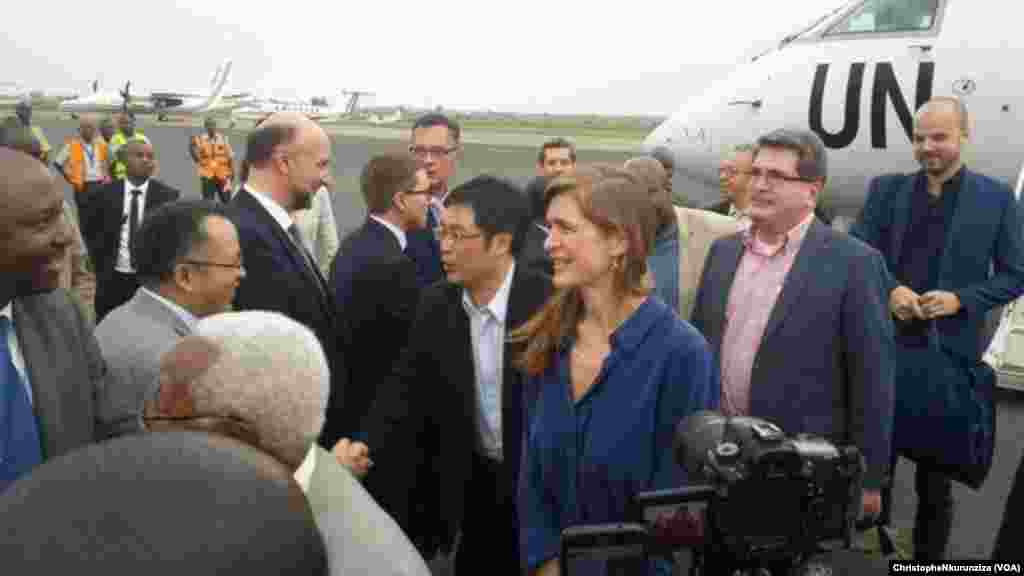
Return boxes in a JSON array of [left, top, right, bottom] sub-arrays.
[[409, 145, 457, 159], [433, 226, 483, 243], [403, 187, 433, 196], [184, 259, 244, 271], [749, 167, 818, 186]]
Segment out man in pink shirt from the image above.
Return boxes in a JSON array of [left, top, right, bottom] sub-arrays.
[[691, 128, 895, 525]]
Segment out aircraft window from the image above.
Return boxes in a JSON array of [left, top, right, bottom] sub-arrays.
[[826, 0, 938, 35]]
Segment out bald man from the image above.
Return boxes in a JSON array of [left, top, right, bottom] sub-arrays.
[[229, 112, 347, 449], [625, 155, 741, 318], [852, 97, 1024, 560], [83, 139, 181, 323], [0, 149, 131, 492], [55, 115, 110, 215]]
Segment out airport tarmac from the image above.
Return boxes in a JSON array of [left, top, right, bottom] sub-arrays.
[[30, 116, 1024, 565]]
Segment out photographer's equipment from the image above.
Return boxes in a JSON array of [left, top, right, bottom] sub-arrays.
[[557, 412, 865, 575], [893, 321, 996, 489]]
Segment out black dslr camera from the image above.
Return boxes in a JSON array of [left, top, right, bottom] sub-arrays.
[[559, 411, 865, 576]]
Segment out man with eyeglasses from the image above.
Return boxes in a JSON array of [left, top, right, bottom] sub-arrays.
[[691, 128, 895, 546], [95, 200, 244, 435], [323, 154, 431, 444], [709, 144, 756, 219], [336, 176, 552, 575], [404, 113, 461, 287], [82, 139, 181, 323]]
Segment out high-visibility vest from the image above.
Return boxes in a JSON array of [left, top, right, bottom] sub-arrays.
[[192, 133, 233, 181], [109, 131, 150, 179], [63, 137, 108, 193]]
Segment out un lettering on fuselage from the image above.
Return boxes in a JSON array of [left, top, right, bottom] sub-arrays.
[[809, 61, 935, 150]]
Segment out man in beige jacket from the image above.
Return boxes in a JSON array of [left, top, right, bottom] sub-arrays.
[[625, 156, 742, 319]]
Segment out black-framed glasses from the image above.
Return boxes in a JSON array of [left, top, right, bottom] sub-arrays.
[[749, 167, 819, 186], [409, 145, 457, 159], [433, 226, 483, 243], [184, 259, 244, 271]]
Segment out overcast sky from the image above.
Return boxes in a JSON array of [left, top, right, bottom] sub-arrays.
[[6, 0, 850, 116]]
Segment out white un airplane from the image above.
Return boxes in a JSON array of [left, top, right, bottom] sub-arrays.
[[641, 0, 1024, 386]]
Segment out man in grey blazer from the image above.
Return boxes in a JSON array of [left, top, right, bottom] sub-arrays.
[[146, 311, 430, 576], [94, 200, 244, 431], [690, 129, 895, 524], [0, 148, 128, 492]]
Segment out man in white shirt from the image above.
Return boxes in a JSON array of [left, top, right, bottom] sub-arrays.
[[146, 310, 431, 576], [95, 200, 244, 435], [81, 140, 180, 322]]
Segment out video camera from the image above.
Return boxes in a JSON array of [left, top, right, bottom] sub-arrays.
[[559, 411, 866, 576]]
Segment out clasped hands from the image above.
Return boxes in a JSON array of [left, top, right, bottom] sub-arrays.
[[332, 438, 372, 478], [890, 286, 960, 322]]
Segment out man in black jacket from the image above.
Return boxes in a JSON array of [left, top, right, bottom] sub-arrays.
[[341, 176, 552, 575]]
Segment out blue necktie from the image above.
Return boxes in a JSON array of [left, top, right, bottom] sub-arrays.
[[0, 317, 43, 493]]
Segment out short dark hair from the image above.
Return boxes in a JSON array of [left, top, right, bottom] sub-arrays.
[[650, 146, 674, 173], [134, 200, 230, 286], [445, 175, 529, 256], [538, 137, 576, 164], [361, 153, 419, 214], [754, 128, 828, 181], [244, 123, 298, 170], [412, 113, 461, 143]]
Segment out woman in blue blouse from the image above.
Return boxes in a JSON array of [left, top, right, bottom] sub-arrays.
[[513, 166, 719, 576]]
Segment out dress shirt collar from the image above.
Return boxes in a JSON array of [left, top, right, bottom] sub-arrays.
[[742, 210, 814, 258], [369, 215, 407, 251], [1, 302, 11, 322], [125, 178, 150, 196], [462, 261, 516, 326], [140, 287, 198, 331], [293, 443, 316, 493], [245, 184, 293, 231]]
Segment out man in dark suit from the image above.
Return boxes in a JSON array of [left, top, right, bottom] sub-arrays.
[[339, 176, 552, 575], [404, 113, 461, 287], [0, 148, 131, 492], [82, 139, 180, 322], [228, 112, 347, 450], [691, 128, 894, 529], [325, 153, 431, 444], [851, 97, 1024, 560]]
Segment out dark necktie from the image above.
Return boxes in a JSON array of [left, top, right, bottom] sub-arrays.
[[0, 316, 42, 493], [128, 188, 142, 269], [287, 224, 328, 298]]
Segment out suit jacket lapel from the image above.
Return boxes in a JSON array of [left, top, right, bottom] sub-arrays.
[[890, 175, 916, 268], [939, 169, 975, 288], [12, 301, 59, 457], [709, 236, 744, 354], [449, 289, 478, 435], [762, 220, 829, 340]]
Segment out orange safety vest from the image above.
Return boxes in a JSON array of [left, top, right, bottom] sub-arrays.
[[193, 133, 233, 181], [64, 137, 108, 194]]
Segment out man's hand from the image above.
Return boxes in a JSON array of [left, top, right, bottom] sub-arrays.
[[862, 489, 882, 521], [332, 438, 372, 478], [533, 558, 560, 576], [889, 286, 923, 321], [919, 291, 961, 319]]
